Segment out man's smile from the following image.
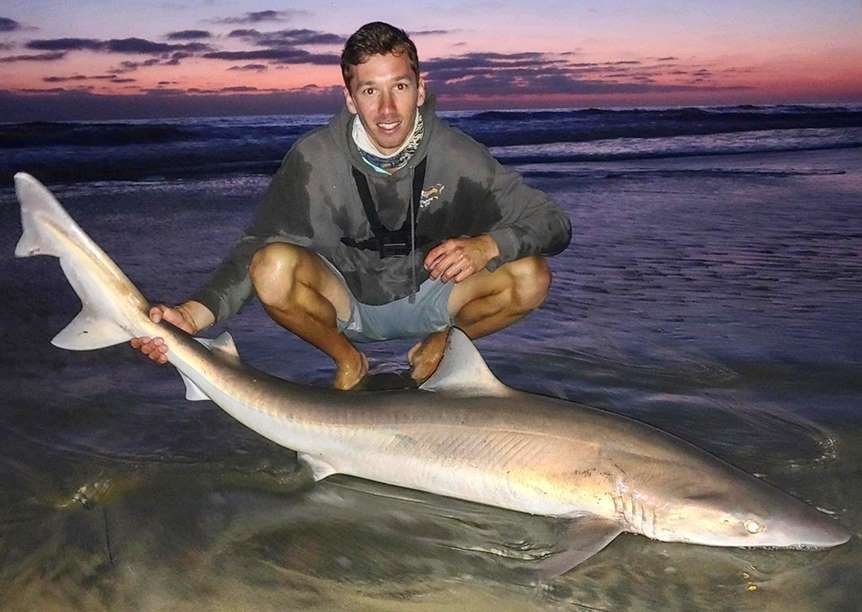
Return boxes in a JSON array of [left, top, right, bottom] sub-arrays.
[[377, 120, 401, 133]]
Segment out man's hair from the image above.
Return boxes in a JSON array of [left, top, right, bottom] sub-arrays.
[[340, 22, 420, 89]]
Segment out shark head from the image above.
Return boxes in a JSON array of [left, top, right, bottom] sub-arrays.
[[650, 466, 851, 549]]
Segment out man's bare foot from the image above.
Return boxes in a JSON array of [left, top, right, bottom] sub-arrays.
[[334, 351, 368, 391], [408, 328, 451, 384]]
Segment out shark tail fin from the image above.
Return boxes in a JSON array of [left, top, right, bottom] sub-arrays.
[[14, 172, 146, 351], [14, 172, 78, 259]]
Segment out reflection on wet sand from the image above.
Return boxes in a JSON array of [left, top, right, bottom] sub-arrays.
[[0, 451, 857, 611]]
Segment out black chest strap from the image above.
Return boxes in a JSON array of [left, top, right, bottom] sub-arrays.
[[342, 158, 431, 258]]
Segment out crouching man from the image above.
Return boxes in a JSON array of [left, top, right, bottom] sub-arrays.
[[132, 22, 571, 389]]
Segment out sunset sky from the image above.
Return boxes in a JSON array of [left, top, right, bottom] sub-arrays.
[[2, 0, 861, 120]]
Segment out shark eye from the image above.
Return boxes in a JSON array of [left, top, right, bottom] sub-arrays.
[[744, 519, 763, 534]]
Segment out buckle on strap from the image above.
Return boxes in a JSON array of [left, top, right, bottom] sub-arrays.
[[341, 159, 428, 258]]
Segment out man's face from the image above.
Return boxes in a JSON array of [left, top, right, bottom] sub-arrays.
[[344, 52, 426, 155]]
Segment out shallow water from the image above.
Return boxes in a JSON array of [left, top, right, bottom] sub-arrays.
[[1, 147, 860, 610]]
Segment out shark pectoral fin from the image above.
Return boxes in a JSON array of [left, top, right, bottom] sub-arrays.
[[51, 309, 130, 350], [536, 517, 622, 579], [178, 371, 210, 401], [419, 328, 511, 397], [298, 453, 337, 482]]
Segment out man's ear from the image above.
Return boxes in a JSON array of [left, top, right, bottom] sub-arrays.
[[417, 78, 426, 108], [343, 87, 357, 115]]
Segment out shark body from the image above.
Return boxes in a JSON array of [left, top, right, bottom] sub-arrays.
[[13, 172, 850, 577]]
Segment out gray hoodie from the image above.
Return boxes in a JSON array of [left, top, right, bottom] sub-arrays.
[[192, 102, 572, 321]]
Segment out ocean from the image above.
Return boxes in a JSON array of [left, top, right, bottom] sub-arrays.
[[1, 105, 860, 610]]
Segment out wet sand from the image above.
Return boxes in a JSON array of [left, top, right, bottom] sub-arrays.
[[1, 147, 860, 610]]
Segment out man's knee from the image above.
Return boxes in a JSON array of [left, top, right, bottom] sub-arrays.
[[503, 256, 551, 312], [249, 243, 309, 306]]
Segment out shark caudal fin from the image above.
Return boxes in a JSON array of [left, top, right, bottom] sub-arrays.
[[14, 172, 77, 259], [14, 172, 148, 351]]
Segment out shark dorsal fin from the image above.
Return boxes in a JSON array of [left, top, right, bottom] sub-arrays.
[[419, 328, 510, 397], [194, 331, 240, 359]]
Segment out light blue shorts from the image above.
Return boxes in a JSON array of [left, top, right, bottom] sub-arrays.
[[320, 256, 454, 343]]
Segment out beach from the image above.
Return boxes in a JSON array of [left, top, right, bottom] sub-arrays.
[[1, 112, 860, 610]]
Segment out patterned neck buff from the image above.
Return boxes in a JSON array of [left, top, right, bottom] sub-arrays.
[[352, 112, 424, 174]]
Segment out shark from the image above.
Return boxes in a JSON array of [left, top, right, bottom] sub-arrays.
[[13, 172, 850, 578]]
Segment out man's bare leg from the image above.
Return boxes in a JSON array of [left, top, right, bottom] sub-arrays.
[[250, 243, 367, 390], [408, 256, 551, 383]]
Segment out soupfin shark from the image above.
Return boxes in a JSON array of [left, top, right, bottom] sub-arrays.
[[13, 172, 850, 578]]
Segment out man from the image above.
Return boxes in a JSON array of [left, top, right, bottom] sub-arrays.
[[132, 22, 571, 390]]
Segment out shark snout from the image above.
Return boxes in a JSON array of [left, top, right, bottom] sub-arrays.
[[794, 515, 851, 549], [767, 503, 851, 549]]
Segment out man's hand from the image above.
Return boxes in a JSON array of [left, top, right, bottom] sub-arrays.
[[424, 234, 500, 283], [130, 300, 215, 365]]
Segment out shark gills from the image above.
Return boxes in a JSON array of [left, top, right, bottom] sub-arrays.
[[13, 172, 850, 578]]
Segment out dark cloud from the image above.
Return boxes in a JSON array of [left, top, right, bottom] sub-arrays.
[[27, 37, 210, 54], [275, 53, 339, 65], [44, 74, 115, 82], [422, 52, 568, 82], [143, 88, 187, 95], [228, 63, 268, 72], [42, 74, 137, 83], [106, 38, 210, 54], [657, 56, 678, 61], [204, 48, 339, 65], [204, 48, 309, 61], [433, 71, 710, 97], [43, 75, 87, 82], [27, 38, 103, 51], [410, 30, 453, 36], [212, 10, 296, 25], [0, 51, 65, 63], [108, 58, 161, 74], [226, 29, 260, 37], [228, 28, 344, 46], [260, 31, 345, 46], [163, 51, 192, 65], [423, 51, 750, 100], [165, 30, 212, 40], [0, 17, 21, 32], [107, 50, 193, 74]]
